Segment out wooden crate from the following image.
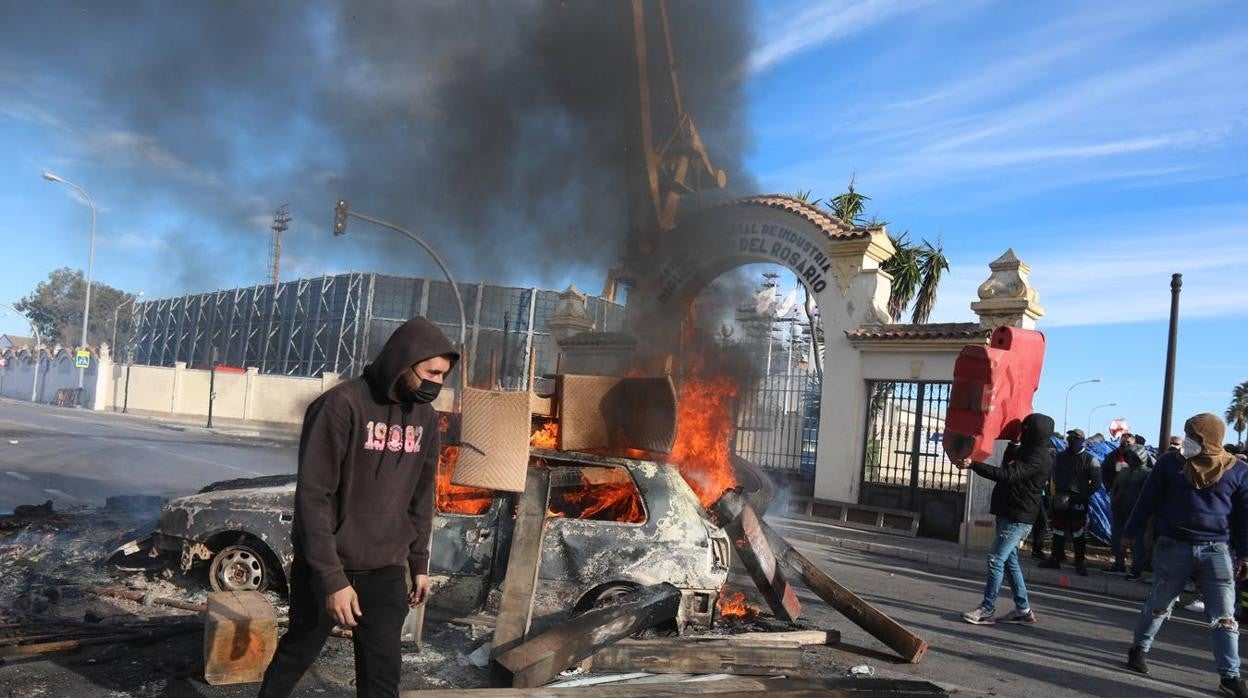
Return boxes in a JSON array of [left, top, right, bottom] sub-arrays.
[[203, 591, 278, 685]]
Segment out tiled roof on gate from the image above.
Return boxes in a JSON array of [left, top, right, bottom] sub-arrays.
[[846, 323, 989, 342], [703, 194, 872, 241]]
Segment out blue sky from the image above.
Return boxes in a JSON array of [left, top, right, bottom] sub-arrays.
[[2, 1, 1246, 440]]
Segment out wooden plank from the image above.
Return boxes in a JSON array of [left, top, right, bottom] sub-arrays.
[[589, 638, 803, 676], [490, 467, 551, 686], [712, 491, 801, 622], [401, 676, 949, 696], [494, 583, 681, 689], [714, 630, 838, 646], [203, 591, 279, 685], [761, 522, 928, 664]]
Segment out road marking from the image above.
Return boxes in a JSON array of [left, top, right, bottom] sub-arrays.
[[44, 488, 77, 500], [6, 471, 31, 481], [144, 445, 263, 476]]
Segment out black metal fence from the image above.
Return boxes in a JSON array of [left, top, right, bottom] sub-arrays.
[[733, 368, 820, 476], [860, 380, 965, 540]]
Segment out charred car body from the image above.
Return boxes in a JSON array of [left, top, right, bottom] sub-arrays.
[[116, 448, 731, 628]]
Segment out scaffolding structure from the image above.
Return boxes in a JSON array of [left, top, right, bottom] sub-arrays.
[[131, 273, 624, 387]]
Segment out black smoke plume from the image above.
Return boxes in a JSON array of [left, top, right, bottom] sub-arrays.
[[3, 0, 754, 292]]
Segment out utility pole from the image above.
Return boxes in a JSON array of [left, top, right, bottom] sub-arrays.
[[268, 204, 291, 285], [1159, 274, 1182, 447]]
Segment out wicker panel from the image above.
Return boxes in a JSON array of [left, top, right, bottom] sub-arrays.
[[558, 375, 618, 451], [451, 388, 531, 492], [558, 374, 677, 454]]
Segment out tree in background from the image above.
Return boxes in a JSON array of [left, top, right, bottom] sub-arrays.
[[14, 268, 136, 349], [797, 178, 949, 324], [1226, 380, 1248, 447]]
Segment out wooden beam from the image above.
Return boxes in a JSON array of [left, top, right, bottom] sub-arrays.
[[711, 491, 801, 622], [490, 467, 552, 686], [402, 676, 949, 696], [761, 522, 928, 664], [494, 583, 681, 689], [714, 629, 838, 646], [590, 637, 803, 676]]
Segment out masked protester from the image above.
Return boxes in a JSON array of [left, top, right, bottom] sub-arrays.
[[1123, 414, 1248, 698], [260, 317, 458, 698], [1111, 444, 1152, 580], [954, 413, 1056, 626], [1040, 429, 1101, 576]]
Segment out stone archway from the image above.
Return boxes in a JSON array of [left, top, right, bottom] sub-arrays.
[[626, 195, 900, 503]]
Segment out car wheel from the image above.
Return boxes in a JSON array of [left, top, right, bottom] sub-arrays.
[[209, 544, 269, 592], [574, 582, 638, 615]]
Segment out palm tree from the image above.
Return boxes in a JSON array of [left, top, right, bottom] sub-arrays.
[[1226, 380, 1248, 447], [818, 178, 949, 324]]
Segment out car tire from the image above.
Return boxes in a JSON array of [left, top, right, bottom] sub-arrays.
[[208, 543, 271, 593]]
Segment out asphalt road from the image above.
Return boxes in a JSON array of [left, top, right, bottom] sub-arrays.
[[0, 399, 296, 511], [771, 537, 1238, 698]]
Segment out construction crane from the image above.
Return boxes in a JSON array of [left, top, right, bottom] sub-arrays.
[[603, 0, 728, 302]]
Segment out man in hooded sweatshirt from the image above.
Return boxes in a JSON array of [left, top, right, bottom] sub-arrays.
[[1122, 413, 1248, 698], [954, 413, 1056, 626], [1111, 443, 1152, 581], [260, 317, 458, 698]]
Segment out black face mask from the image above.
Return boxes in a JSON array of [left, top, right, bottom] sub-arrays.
[[409, 378, 442, 404], [1068, 437, 1085, 452]]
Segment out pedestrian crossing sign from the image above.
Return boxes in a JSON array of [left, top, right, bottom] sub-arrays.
[[74, 349, 90, 369]]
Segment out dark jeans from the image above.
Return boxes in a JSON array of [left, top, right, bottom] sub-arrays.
[[259, 560, 409, 698], [1049, 506, 1088, 565]]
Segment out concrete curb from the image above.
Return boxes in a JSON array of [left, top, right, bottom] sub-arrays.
[[773, 523, 1153, 603]]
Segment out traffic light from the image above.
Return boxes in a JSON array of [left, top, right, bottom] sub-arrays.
[[333, 200, 349, 236]]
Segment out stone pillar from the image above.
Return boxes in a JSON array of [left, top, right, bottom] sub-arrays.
[[90, 345, 113, 411], [547, 285, 596, 342], [321, 371, 340, 393], [971, 248, 1045, 330]]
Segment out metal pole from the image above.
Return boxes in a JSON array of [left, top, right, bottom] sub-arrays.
[[1088, 402, 1117, 435], [1062, 378, 1102, 433], [71, 184, 96, 391], [207, 347, 218, 429], [1159, 273, 1182, 447]]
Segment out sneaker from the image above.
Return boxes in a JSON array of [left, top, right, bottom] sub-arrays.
[[1038, 558, 1061, 570], [1075, 564, 1089, 577], [1184, 599, 1206, 614], [999, 608, 1037, 625], [1220, 677, 1248, 697], [962, 606, 996, 625], [1126, 646, 1149, 674]]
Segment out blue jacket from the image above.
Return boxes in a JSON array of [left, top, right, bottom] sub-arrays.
[[1125, 451, 1248, 556]]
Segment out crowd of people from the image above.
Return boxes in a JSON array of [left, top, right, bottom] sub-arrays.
[[954, 412, 1248, 698]]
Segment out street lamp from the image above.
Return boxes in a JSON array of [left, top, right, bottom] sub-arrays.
[[43, 170, 97, 391], [331, 200, 467, 402], [111, 291, 145, 354], [1087, 402, 1118, 435], [1063, 378, 1102, 433], [0, 302, 42, 402]]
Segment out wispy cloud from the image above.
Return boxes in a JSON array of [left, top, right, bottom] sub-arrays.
[[748, 0, 935, 75]]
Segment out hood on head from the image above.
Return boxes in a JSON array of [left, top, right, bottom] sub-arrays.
[[363, 317, 459, 404], [1124, 444, 1148, 468], [1184, 413, 1238, 489], [1019, 413, 1055, 450]]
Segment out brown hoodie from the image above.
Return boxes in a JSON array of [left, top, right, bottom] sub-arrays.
[[1184, 413, 1238, 490], [292, 317, 458, 598]]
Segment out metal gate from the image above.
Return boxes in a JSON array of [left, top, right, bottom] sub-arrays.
[[733, 368, 820, 476], [859, 380, 966, 540]]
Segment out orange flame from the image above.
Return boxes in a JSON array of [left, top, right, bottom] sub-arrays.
[[670, 371, 740, 508], [435, 445, 493, 515], [547, 468, 645, 523], [530, 421, 559, 449], [716, 590, 759, 621]]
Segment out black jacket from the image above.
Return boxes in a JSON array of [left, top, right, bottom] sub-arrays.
[[970, 414, 1056, 523], [292, 317, 458, 598], [1053, 447, 1101, 507]]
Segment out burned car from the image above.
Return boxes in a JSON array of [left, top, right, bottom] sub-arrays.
[[114, 447, 731, 628]]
